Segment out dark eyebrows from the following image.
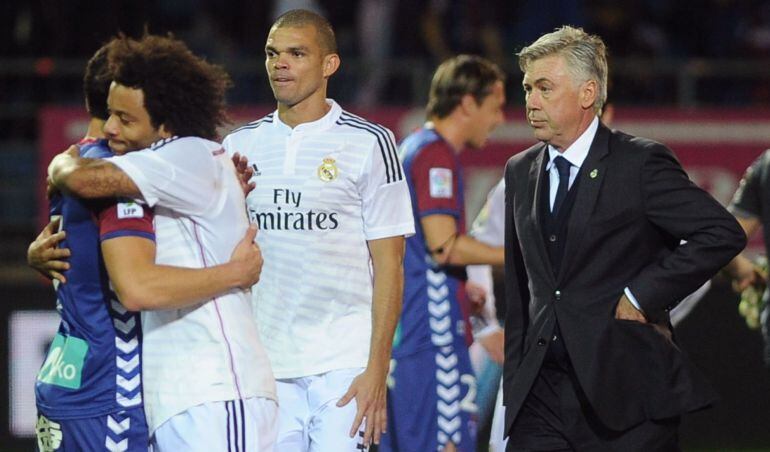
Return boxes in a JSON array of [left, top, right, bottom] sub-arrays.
[[109, 108, 136, 121], [265, 45, 311, 54]]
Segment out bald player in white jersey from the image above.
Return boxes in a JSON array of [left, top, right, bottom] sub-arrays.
[[224, 9, 413, 451]]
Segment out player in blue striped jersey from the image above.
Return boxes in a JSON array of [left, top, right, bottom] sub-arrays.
[[46, 33, 276, 452], [28, 43, 152, 452], [382, 55, 506, 452], [29, 39, 266, 452]]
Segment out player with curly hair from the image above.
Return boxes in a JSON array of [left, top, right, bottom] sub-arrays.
[[47, 33, 277, 451]]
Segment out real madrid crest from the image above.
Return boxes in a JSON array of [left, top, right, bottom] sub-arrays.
[[318, 157, 339, 182]]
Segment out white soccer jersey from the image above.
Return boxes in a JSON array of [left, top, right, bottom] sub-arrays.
[[107, 136, 276, 433], [222, 100, 415, 378], [467, 178, 506, 329], [470, 177, 505, 247]]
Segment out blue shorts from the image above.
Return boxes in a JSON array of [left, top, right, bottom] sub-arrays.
[[35, 407, 148, 452], [382, 345, 477, 452]]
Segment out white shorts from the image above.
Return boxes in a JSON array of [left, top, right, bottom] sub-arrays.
[[150, 397, 278, 452], [276, 367, 368, 452]]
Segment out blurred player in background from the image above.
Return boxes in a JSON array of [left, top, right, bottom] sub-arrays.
[[723, 150, 770, 366], [381, 54, 505, 452]]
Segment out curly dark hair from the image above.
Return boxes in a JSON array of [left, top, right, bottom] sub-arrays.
[[426, 55, 505, 120], [83, 42, 113, 121], [107, 33, 232, 140]]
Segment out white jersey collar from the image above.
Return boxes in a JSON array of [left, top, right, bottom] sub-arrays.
[[273, 99, 341, 133]]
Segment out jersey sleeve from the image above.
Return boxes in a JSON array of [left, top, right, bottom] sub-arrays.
[[729, 149, 768, 220], [359, 128, 415, 240], [222, 133, 236, 157], [97, 199, 155, 242], [106, 138, 219, 215], [409, 141, 461, 219], [470, 177, 505, 247]]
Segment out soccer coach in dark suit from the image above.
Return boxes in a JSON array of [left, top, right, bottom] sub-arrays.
[[503, 26, 746, 451]]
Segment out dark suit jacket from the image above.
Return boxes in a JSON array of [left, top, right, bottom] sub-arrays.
[[502, 123, 746, 433]]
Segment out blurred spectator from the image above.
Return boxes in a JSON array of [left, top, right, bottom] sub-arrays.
[[4, 1, 770, 112], [355, 0, 397, 106], [744, 2, 770, 57], [271, 0, 325, 20]]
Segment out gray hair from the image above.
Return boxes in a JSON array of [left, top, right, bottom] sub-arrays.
[[517, 26, 608, 112]]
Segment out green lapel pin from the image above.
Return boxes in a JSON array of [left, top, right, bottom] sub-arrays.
[[589, 168, 598, 179]]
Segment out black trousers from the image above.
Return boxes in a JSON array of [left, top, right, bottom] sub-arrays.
[[507, 334, 680, 452]]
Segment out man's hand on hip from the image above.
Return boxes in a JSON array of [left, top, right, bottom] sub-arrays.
[[615, 294, 647, 323], [615, 294, 674, 341]]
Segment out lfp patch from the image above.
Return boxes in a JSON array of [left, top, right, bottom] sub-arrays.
[[429, 168, 453, 199], [117, 201, 144, 219]]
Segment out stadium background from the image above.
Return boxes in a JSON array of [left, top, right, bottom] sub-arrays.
[[2, 1, 770, 450]]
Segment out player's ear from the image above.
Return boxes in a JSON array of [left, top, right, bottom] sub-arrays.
[[158, 124, 173, 139], [580, 80, 597, 110], [460, 93, 479, 116], [322, 53, 340, 78]]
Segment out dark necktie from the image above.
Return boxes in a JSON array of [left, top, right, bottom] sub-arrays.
[[552, 155, 572, 215]]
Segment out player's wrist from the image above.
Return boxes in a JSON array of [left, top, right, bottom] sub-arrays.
[[224, 260, 248, 288], [365, 357, 390, 378]]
